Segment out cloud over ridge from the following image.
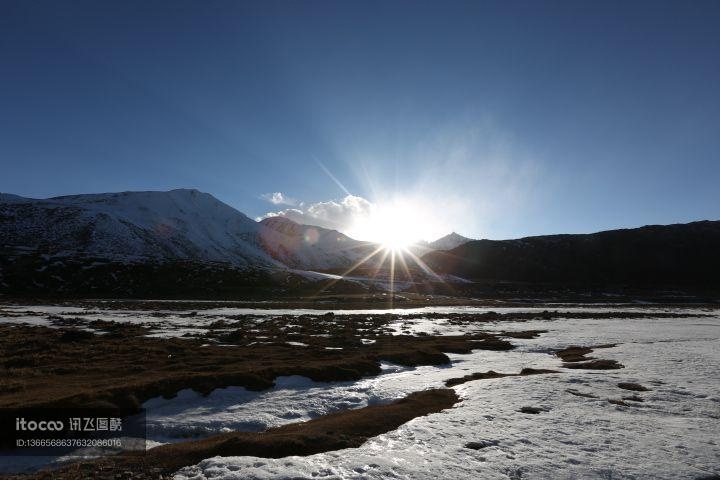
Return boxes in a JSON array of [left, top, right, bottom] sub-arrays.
[[258, 194, 373, 233]]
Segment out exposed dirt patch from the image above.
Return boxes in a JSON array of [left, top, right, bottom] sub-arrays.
[[556, 344, 624, 370], [555, 344, 617, 362], [519, 406, 544, 414], [13, 388, 460, 480], [465, 440, 499, 450], [497, 330, 547, 339], [562, 359, 624, 370], [445, 367, 558, 387], [618, 382, 650, 392]]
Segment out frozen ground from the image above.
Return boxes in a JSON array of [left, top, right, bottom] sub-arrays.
[[1, 303, 714, 338], [0, 304, 718, 478], [173, 315, 719, 480]]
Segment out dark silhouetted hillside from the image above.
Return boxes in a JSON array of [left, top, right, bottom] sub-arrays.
[[423, 221, 720, 288]]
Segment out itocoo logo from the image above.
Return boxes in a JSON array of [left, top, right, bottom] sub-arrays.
[[15, 418, 64, 431]]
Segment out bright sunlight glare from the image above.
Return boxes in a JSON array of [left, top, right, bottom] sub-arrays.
[[348, 199, 435, 249]]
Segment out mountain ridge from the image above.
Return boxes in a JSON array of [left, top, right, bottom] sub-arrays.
[[423, 220, 720, 288], [2, 189, 718, 297], [0, 188, 277, 267]]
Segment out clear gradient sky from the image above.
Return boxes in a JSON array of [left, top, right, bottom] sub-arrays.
[[1, 0, 719, 241]]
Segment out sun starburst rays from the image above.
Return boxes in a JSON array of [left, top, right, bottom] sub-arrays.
[[312, 242, 452, 304]]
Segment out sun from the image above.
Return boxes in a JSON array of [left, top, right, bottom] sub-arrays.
[[319, 196, 451, 296], [376, 226, 415, 251], [348, 199, 430, 250]]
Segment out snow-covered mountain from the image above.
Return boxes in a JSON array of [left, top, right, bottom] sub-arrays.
[[0, 189, 281, 268], [427, 232, 472, 251], [0, 189, 374, 273]]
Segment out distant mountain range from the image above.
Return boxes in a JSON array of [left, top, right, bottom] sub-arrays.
[[1, 189, 717, 297]]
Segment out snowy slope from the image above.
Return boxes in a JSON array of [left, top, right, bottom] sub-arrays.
[[0, 190, 275, 268], [258, 216, 373, 270], [0, 189, 384, 273]]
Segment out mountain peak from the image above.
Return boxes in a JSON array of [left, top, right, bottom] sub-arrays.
[[260, 216, 299, 227], [0, 188, 273, 267], [428, 232, 472, 251]]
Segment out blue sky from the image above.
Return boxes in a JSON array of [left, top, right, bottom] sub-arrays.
[[1, 0, 719, 241]]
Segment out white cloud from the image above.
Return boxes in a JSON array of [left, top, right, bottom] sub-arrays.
[[258, 195, 373, 233], [260, 192, 298, 206]]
